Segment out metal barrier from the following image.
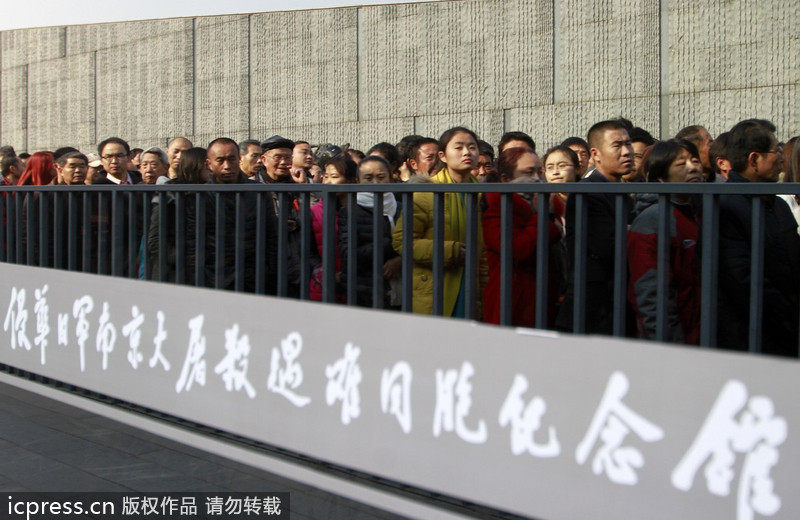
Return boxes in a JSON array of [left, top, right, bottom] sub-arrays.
[[2, 180, 799, 356]]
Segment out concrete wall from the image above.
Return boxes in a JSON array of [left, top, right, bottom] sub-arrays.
[[1, 0, 797, 155]]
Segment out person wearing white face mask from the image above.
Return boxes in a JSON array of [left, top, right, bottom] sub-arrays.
[[338, 155, 401, 308]]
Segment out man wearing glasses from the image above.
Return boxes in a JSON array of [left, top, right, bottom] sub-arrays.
[[716, 119, 799, 356], [97, 137, 142, 185]]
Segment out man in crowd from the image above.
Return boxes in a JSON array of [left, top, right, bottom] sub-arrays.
[[555, 119, 634, 335], [166, 136, 193, 179], [97, 137, 142, 185], [716, 119, 800, 356], [406, 137, 439, 177], [138, 147, 169, 184], [239, 139, 265, 182], [676, 125, 714, 181], [498, 131, 536, 154]]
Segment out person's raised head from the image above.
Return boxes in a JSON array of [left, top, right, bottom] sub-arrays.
[[645, 139, 702, 185], [586, 119, 634, 181], [176, 147, 209, 184], [727, 119, 782, 183], [542, 146, 579, 184], [207, 138, 241, 184], [238, 139, 262, 177], [709, 131, 731, 179], [357, 155, 393, 184], [260, 135, 295, 180], [561, 136, 590, 175], [676, 125, 713, 176], [56, 151, 88, 185], [322, 156, 358, 185], [166, 137, 193, 176], [17, 151, 56, 186], [408, 137, 439, 176], [139, 147, 169, 185], [438, 126, 479, 181], [497, 147, 542, 182], [292, 140, 314, 170], [98, 137, 131, 181]]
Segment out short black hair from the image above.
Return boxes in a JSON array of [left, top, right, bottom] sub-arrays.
[[56, 151, 88, 167], [238, 139, 261, 155], [587, 119, 630, 149], [629, 127, 656, 146], [366, 142, 400, 169], [98, 137, 130, 156], [709, 132, 730, 175], [53, 147, 79, 162], [727, 119, 777, 173], [498, 131, 536, 153]]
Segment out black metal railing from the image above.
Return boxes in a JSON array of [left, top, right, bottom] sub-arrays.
[[2, 181, 799, 357]]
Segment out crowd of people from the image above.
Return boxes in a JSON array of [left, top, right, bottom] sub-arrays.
[[0, 116, 798, 356]]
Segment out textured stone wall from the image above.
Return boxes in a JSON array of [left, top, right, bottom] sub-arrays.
[[0, 0, 797, 155]]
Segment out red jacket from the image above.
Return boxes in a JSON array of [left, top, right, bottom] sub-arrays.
[[481, 192, 562, 328], [627, 197, 700, 344]]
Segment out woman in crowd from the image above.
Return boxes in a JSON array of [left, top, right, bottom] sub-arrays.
[[18, 151, 57, 266], [147, 147, 209, 282], [628, 139, 702, 344], [482, 147, 562, 327], [542, 145, 579, 231], [392, 126, 488, 318], [309, 156, 358, 302], [17, 151, 56, 186], [338, 155, 401, 308]]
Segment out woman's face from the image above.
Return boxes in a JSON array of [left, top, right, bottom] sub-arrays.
[[665, 148, 702, 183], [323, 164, 349, 185], [508, 152, 542, 181], [440, 131, 478, 174], [544, 150, 577, 184], [358, 161, 392, 184]]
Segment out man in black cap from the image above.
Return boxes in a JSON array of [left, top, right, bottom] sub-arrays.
[[259, 135, 316, 298]]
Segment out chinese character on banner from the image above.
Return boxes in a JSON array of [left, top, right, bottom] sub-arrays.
[[575, 371, 664, 485], [267, 331, 311, 407], [149, 310, 170, 371], [57, 313, 69, 347], [121, 497, 140, 515], [672, 380, 786, 520], [206, 496, 224, 516], [175, 315, 207, 393], [121, 305, 145, 369], [4, 286, 32, 351], [262, 496, 281, 516], [325, 342, 362, 425], [95, 302, 117, 370], [72, 296, 94, 372], [33, 285, 50, 365], [498, 374, 560, 458], [380, 361, 413, 434], [433, 361, 488, 444], [214, 324, 256, 398]]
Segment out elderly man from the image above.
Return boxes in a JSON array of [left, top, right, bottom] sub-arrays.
[[138, 147, 169, 184], [166, 136, 193, 179]]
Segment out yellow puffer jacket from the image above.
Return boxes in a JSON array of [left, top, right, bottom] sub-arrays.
[[392, 168, 488, 317]]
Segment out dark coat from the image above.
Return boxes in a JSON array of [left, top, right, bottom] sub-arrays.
[[554, 172, 633, 334], [338, 197, 399, 307], [715, 171, 800, 356]]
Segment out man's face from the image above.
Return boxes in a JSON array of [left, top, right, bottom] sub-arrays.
[[750, 136, 783, 183], [696, 128, 713, 173], [292, 143, 314, 170], [632, 141, 648, 173], [411, 143, 439, 175], [60, 158, 88, 185], [261, 147, 293, 179], [472, 153, 494, 180], [591, 129, 633, 180], [167, 138, 191, 173], [100, 142, 128, 178], [139, 152, 168, 184], [240, 144, 262, 176], [511, 152, 543, 180], [207, 142, 241, 184], [569, 144, 590, 175]]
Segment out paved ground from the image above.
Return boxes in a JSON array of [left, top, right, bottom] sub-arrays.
[[0, 379, 408, 519]]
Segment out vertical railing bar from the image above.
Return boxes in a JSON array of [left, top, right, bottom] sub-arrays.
[[655, 193, 671, 342], [80, 192, 90, 273], [749, 196, 765, 354], [234, 191, 244, 293], [214, 192, 224, 290], [347, 191, 358, 306], [322, 189, 337, 303], [464, 192, 478, 321], [175, 191, 185, 285], [499, 192, 513, 326], [97, 190, 109, 275], [0, 193, 6, 263], [401, 192, 414, 313], [156, 191, 166, 282], [573, 193, 587, 334], [6, 192, 16, 264], [255, 192, 265, 294], [432, 192, 445, 316], [25, 192, 35, 266], [699, 193, 719, 348], [372, 190, 385, 309], [195, 192, 206, 287], [277, 192, 289, 297], [15, 191, 23, 264], [300, 191, 312, 300], [127, 191, 137, 278], [535, 191, 550, 329], [612, 194, 628, 337], [40, 190, 50, 267], [52, 191, 62, 269]]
